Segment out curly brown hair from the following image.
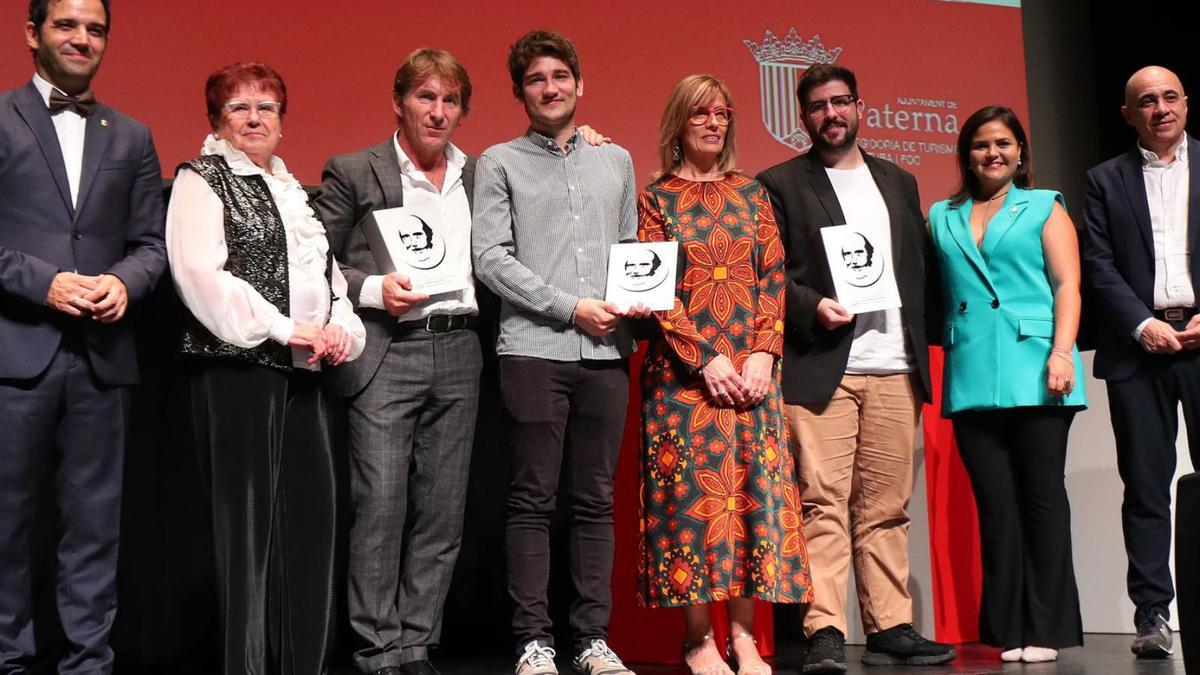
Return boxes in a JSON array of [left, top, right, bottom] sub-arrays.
[[507, 30, 580, 94]]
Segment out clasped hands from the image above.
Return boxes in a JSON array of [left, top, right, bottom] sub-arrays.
[[1140, 316, 1200, 353], [288, 323, 354, 366], [702, 352, 774, 409], [45, 272, 129, 323]]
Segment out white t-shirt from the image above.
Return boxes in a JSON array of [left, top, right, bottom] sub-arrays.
[[825, 164, 913, 374]]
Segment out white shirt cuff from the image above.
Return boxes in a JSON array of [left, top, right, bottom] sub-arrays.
[[269, 316, 295, 345], [1133, 316, 1154, 341], [358, 275, 385, 310]]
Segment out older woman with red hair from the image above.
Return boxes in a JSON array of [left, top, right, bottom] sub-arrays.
[[166, 62, 365, 674]]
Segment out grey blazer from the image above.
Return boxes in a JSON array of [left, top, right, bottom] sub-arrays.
[[315, 138, 476, 397]]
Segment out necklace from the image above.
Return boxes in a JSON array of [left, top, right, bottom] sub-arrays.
[[972, 188, 1009, 245], [977, 188, 1009, 203]]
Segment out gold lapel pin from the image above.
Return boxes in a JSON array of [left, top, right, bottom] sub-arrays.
[[100, 119, 108, 127]]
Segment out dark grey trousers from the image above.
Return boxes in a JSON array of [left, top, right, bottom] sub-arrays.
[[499, 356, 629, 657], [952, 407, 1082, 649], [346, 329, 482, 672]]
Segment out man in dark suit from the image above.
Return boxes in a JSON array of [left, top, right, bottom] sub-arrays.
[[0, 1, 165, 672], [757, 64, 952, 674], [1082, 64, 1196, 659], [315, 49, 482, 675]]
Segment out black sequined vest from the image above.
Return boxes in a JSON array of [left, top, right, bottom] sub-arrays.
[[177, 155, 293, 370]]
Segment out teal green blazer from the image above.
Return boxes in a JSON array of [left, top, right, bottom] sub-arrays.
[[929, 187, 1086, 416]]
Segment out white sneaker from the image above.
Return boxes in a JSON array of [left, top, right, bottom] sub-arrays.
[[999, 647, 1023, 662], [1020, 646, 1058, 663], [516, 641, 558, 675], [574, 639, 635, 675]]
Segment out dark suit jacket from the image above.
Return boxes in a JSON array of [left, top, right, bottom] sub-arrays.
[[756, 151, 935, 406], [0, 81, 165, 385], [1082, 135, 1200, 381], [315, 138, 477, 398]]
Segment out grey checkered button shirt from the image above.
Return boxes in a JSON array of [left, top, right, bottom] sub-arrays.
[[472, 128, 638, 361]]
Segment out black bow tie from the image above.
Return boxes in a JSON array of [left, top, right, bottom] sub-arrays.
[[48, 89, 96, 117]]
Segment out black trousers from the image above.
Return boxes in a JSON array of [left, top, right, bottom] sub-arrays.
[[189, 360, 336, 675], [952, 407, 1082, 649], [500, 356, 629, 657], [0, 339, 128, 675], [1107, 348, 1200, 624]]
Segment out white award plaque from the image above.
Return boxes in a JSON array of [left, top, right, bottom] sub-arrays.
[[819, 222, 902, 314], [361, 206, 468, 295], [604, 241, 678, 312]]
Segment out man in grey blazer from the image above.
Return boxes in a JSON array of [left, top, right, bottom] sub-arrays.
[[0, 1, 166, 672], [315, 49, 482, 675]]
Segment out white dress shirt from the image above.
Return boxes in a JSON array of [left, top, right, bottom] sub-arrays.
[[1134, 140, 1194, 338], [357, 137, 477, 321], [32, 73, 85, 207], [166, 134, 365, 370]]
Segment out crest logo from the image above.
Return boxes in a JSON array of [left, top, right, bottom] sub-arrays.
[[743, 29, 843, 153]]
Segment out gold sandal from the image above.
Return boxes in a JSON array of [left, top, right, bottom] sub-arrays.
[[726, 632, 772, 675], [683, 632, 733, 675]]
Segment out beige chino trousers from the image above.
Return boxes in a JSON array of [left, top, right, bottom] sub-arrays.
[[785, 373, 919, 637]]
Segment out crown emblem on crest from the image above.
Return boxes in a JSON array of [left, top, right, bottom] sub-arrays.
[[742, 28, 843, 66], [743, 27, 845, 153]]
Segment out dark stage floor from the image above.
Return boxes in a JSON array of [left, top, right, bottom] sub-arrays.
[[328, 634, 1187, 674]]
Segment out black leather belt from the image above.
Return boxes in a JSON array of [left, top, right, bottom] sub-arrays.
[[1154, 307, 1196, 322], [395, 314, 478, 333]]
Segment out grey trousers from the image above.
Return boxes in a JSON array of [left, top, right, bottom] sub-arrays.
[[346, 329, 482, 672]]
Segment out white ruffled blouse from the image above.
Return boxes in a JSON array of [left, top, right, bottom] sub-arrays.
[[166, 134, 365, 370]]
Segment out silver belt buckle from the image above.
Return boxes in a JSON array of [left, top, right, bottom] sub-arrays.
[[1164, 307, 1187, 321]]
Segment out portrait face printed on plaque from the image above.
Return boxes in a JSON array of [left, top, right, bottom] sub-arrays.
[[397, 214, 446, 270], [839, 231, 884, 287], [618, 247, 668, 292]]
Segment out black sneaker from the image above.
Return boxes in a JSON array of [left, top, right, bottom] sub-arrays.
[[863, 623, 956, 666], [1131, 613, 1173, 658], [803, 627, 848, 673]]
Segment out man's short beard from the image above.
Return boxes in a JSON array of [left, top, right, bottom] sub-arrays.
[[811, 120, 859, 154]]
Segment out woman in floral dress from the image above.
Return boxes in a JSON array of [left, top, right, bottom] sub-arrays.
[[637, 74, 812, 675]]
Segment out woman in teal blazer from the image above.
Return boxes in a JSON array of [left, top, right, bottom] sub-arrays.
[[928, 106, 1084, 663]]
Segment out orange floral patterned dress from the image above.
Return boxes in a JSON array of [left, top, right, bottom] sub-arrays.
[[636, 173, 812, 607]]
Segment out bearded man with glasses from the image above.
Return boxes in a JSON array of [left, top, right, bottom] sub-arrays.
[[756, 64, 954, 674]]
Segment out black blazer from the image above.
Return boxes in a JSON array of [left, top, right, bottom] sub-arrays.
[[315, 139, 478, 398], [1082, 135, 1200, 381], [756, 151, 935, 406], [0, 82, 166, 385]]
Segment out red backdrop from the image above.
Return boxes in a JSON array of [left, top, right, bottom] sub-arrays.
[[1, 0, 1026, 657]]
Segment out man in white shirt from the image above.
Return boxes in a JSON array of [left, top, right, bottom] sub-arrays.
[[0, 1, 166, 672], [1082, 64, 1198, 659], [316, 49, 482, 675], [756, 64, 954, 673]]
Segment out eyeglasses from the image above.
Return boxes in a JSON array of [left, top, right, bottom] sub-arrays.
[[803, 94, 856, 116], [689, 106, 733, 126], [224, 100, 282, 119]]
